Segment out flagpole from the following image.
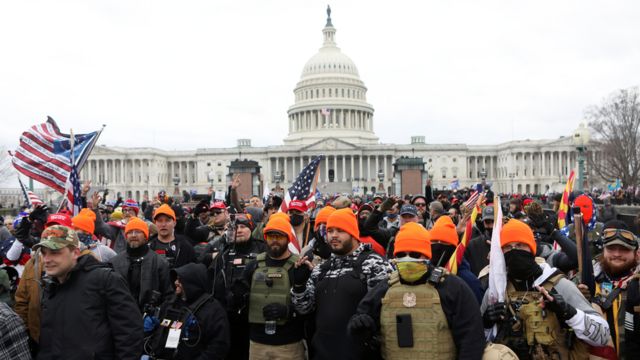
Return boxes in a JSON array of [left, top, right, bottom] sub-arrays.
[[58, 129, 76, 212]]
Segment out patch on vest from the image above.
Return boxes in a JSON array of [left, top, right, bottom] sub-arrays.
[[403, 292, 417, 307], [267, 273, 283, 278]]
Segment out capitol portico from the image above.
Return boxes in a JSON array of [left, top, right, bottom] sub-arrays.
[[83, 8, 598, 202]]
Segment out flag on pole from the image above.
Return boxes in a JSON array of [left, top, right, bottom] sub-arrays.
[[557, 170, 576, 230], [463, 190, 480, 212], [60, 129, 84, 216], [449, 179, 460, 190], [486, 196, 506, 341], [280, 155, 323, 213], [445, 204, 479, 274], [28, 191, 44, 207], [11, 117, 102, 194], [320, 108, 331, 117]]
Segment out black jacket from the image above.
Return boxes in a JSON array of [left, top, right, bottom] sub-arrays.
[[109, 246, 173, 309], [205, 236, 267, 309], [148, 234, 197, 269], [151, 263, 230, 360], [362, 209, 398, 249], [39, 254, 143, 360], [355, 271, 486, 360]]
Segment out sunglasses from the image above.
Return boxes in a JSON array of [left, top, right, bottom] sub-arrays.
[[395, 251, 423, 259], [603, 228, 637, 244], [414, 203, 427, 208], [211, 210, 223, 215]]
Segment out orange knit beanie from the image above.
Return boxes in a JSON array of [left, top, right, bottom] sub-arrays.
[[314, 206, 336, 230], [72, 215, 95, 235], [394, 222, 431, 259], [500, 219, 536, 254], [125, 217, 149, 239], [429, 216, 459, 246], [264, 217, 294, 243], [327, 208, 359, 240]]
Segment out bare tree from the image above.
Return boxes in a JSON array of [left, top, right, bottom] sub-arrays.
[[588, 87, 640, 187], [0, 146, 15, 181]]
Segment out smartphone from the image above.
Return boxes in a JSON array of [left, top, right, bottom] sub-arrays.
[[396, 314, 414, 348]]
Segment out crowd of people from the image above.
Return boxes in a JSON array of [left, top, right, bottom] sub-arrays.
[[0, 178, 639, 360]]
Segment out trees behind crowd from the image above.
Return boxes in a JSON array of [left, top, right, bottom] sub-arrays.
[[588, 87, 640, 187]]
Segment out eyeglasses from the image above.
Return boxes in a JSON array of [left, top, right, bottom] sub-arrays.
[[395, 251, 424, 259], [414, 203, 427, 208], [265, 233, 288, 242]]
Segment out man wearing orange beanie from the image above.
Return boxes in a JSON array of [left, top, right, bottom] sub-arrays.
[[291, 207, 392, 359], [72, 214, 117, 262], [429, 216, 484, 303], [232, 216, 307, 359], [310, 206, 336, 260], [109, 217, 173, 310], [481, 219, 610, 358], [347, 222, 485, 359], [428, 215, 459, 267], [148, 204, 196, 270]]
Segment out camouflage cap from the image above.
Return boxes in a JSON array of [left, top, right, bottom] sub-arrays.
[[33, 225, 79, 251]]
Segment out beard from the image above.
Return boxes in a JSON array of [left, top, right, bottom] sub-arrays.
[[268, 243, 288, 258], [600, 256, 637, 278], [331, 240, 354, 256]]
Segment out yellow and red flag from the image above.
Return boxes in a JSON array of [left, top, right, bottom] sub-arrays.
[[557, 170, 576, 229], [445, 204, 479, 274]]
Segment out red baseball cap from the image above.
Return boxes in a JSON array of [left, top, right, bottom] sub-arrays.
[[211, 201, 227, 210], [288, 200, 308, 212], [46, 213, 73, 228]]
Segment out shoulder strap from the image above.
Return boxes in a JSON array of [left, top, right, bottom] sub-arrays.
[[542, 271, 565, 291], [256, 252, 267, 264], [354, 248, 373, 273], [283, 254, 299, 271], [189, 293, 213, 314]]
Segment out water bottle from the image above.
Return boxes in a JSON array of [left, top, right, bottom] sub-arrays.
[[264, 320, 276, 335]]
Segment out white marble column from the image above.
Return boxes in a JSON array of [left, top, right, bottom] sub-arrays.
[[350, 156, 354, 181], [342, 155, 346, 181]]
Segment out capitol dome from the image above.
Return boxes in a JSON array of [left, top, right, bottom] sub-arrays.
[[284, 6, 378, 146], [301, 44, 360, 79]]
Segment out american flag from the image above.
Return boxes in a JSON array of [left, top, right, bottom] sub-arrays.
[[65, 162, 82, 215], [11, 117, 101, 194], [28, 191, 44, 207], [15, 173, 45, 208], [463, 190, 480, 211], [280, 155, 324, 213]]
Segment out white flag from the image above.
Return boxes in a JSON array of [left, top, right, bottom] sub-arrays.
[[487, 196, 507, 340]]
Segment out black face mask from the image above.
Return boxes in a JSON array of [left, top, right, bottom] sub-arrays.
[[504, 249, 542, 281], [290, 214, 304, 226], [484, 228, 493, 239], [431, 243, 456, 267]]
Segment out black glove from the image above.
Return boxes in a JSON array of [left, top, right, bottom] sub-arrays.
[[544, 289, 577, 322], [262, 303, 289, 321], [28, 205, 49, 223], [14, 217, 32, 242], [292, 263, 312, 290], [483, 302, 507, 328], [348, 313, 376, 338], [379, 197, 395, 213]]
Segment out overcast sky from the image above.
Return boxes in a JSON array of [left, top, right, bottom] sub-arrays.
[[1, 0, 639, 160]]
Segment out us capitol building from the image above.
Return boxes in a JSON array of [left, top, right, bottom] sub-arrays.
[[83, 9, 594, 202]]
